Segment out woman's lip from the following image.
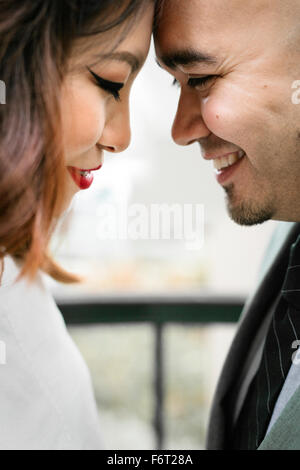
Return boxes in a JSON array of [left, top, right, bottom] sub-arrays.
[[76, 164, 103, 172], [67, 165, 103, 190], [67, 167, 93, 190]]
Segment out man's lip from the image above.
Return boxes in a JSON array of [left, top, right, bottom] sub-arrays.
[[203, 151, 242, 160]]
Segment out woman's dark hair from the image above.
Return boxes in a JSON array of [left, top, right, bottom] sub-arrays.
[[0, 0, 153, 284]]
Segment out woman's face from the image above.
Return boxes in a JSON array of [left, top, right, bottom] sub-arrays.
[[60, 5, 154, 208]]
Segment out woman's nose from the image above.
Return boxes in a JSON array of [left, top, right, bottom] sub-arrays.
[[100, 102, 131, 153]]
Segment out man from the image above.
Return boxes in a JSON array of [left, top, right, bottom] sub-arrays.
[[154, 0, 300, 450]]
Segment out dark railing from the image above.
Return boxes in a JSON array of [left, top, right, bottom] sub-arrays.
[[56, 293, 245, 449]]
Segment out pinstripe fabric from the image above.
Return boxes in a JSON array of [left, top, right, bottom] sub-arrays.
[[230, 234, 300, 449]]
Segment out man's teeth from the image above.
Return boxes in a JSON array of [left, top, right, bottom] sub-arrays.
[[213, 151, 245, 171]]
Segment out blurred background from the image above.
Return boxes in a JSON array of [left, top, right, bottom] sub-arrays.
[[46, 42, 278, 449]]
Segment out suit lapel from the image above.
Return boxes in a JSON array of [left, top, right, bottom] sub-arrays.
[[206, 222, 300, 449], [258, 384, 300, 450]]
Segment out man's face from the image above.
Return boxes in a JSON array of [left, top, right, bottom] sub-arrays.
[[155, 0, 300, 225]]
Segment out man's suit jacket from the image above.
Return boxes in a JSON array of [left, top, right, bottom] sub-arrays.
[[206, 221, 300, 450]]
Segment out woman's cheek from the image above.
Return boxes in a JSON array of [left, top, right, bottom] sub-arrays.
[[61, 73, 107, 157], [63, 93, 106, 157]]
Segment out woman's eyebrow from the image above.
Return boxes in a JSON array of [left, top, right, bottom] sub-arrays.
[[95, 51, 144, 74]]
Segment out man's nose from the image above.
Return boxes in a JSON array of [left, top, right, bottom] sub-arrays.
[[100, 101, 131, 153], [171, 89, 210, 146]]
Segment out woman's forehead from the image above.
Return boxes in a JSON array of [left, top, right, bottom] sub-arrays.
[[69, 6, 153, 74]]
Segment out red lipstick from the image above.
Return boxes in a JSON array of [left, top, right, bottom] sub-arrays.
[[67, 164, 103, 190]]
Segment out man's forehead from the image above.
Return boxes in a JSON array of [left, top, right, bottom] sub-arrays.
[[155, 1, 228, 69], [157, 0, 272, 22], [155, 0, 275, 44], [155, 0, 281, 68], [155, 2, 232, 59]]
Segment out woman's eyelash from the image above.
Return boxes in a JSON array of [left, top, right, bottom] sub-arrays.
[[172, 76, 216, 89], [87, 67, 124, 101]]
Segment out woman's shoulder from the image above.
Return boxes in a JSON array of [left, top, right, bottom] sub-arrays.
[[0, 254, 66, 337], [0, 255, 80, 370], [0, 256, 103, 449], [0, 255, 23, 290]]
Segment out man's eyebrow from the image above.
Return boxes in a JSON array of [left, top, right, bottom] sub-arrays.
[[94, 51, 143, 73], [158, 48, 218, 69]]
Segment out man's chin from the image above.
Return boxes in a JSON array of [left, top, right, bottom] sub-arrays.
[[224, 184, 274, 226]]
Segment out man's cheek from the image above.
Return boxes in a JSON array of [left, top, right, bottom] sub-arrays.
[[202, 97, 248, 149]]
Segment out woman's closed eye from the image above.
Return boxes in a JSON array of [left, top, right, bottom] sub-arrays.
[[87, 67, 124, 101], [173, 75, 217, 90]]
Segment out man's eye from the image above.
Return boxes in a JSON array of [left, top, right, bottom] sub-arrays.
[[187, 76, 216, 89], [87, 67, 124, 101], [172, 76, 216, 89]]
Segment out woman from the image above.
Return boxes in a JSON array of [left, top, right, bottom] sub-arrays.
[[0, 0, 154, 450]]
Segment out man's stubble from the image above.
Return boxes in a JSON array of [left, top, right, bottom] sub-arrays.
[[224, 183, 275, 226]]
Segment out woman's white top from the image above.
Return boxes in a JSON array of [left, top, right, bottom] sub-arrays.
[[0, 256, 104, 450]]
